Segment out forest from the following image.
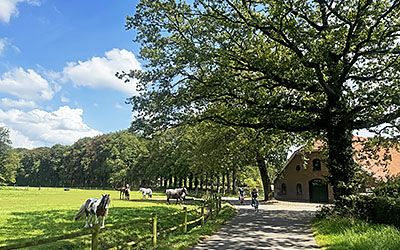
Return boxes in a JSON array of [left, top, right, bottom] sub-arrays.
[[0, 124, 295, 197]]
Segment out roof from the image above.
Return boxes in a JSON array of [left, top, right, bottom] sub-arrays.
[[353, 137, 400, 180], [280, 137, 400, 181]]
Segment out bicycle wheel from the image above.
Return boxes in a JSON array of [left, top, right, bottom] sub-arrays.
[[254, 200, 259, 212]]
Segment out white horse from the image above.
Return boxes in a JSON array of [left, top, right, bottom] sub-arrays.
[[166, 187, 187, 204], [139, 188, 153, 199], [75, 194, 110, 228]]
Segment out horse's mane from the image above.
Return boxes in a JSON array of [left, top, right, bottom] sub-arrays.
[[99, 194, 110, 208]]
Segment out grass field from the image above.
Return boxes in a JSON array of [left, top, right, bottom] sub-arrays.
[[0, 187, 232, 249], [313, 217, 400, 250]]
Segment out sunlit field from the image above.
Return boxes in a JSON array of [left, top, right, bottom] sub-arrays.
[[0, 187, 203, 249]]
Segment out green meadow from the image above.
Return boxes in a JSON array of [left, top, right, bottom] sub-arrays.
[[0, 187, 234, 249], [313, 217, 400, 250]]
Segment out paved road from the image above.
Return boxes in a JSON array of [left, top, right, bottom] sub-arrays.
[[192, 200, 320, 250]]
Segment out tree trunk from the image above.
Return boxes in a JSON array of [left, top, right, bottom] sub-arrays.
[[173, 176, 178, 188], [163, 176, 168, 188], [200, 175, 204, 191], [226, 169, 231, 194], [256, 152, 271, 201], [216, 174, 220, 193], [327, 122, 356, 201], [232, 167, 237, 193], [194, 175, 199, 194], [188, 173, 193, 190], [222, 174, 225, 195], [178, 177, 183, 187], [205, 174, 208, 191], [168, 176, 173, 188]]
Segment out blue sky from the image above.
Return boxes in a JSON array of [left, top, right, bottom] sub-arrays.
[[0, 0, 142, 148]]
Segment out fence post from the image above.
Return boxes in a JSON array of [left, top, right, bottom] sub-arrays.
[[152, 213, 158, 248], [201, 205, 205, 226], [183, 207, 188, 233], [91, 224, 100, 250]]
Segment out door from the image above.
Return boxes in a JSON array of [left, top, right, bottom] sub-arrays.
[[309, 179, 328, 203]]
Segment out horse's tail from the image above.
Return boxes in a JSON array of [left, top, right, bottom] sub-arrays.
[[75, 200, 90, 221]]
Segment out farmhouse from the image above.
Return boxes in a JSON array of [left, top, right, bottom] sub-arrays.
[[274, 138, 400, 203]]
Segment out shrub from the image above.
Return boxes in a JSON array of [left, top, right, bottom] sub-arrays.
[[317, 194, 400, 228], [374, 176, 400, 198]]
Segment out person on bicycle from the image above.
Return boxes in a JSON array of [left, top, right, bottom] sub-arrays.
[[251, 188, 259, 207], [238, 187, 245, 204]]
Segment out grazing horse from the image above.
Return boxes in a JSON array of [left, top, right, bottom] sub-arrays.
[[139, 188, 153, 199], [75, 194, 110, 228], [166, 187, 188, 204], [116, 186, 130, 200]]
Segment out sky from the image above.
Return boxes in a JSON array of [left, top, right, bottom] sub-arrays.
[[0, 0, 142, 148]]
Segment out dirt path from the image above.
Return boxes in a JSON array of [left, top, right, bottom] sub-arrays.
[[191, 199, 320, 250]]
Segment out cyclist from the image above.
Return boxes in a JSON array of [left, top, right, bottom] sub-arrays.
[[251, 188, 259, 210], [238, 187, 245, 204]]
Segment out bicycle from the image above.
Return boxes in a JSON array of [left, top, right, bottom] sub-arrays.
[[251, 197, 259, 212]]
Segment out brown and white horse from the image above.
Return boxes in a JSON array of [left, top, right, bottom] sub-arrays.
[[116, 186, 130, 200], [75, 194, 111, 228]]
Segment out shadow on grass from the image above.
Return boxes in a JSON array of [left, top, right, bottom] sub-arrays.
[[1, 205, 198, 249]]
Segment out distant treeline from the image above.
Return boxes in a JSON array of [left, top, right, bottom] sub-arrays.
[[5, 124, 282, 193], [1, 123, 290, 196]]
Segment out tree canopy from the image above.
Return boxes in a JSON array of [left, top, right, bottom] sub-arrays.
[[122, 0, 400, 200], [0, 127, 19, 184]]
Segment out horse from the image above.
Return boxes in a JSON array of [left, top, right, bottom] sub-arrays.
[[75, 194, 110, 228], [139, 188, 153, 199], [166, 187, 188, 204], [116, 186, 130, 200]]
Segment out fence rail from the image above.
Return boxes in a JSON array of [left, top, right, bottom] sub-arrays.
[[0, 195, 223, 250]]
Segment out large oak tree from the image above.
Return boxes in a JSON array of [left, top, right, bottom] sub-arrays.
[[122, 0, 400, 200]]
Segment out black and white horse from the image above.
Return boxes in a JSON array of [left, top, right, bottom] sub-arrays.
[[116, 186, 130, 200], [139, 188, 153, 199], [166, 188, 187, 204], [75, 194, 110, 228]]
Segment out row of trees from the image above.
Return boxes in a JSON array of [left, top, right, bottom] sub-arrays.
[[1, 125, 294, 199]]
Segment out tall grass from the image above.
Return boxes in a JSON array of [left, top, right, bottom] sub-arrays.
[[313, 217, 400, 250]]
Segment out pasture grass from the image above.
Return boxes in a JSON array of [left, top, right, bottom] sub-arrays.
[[0, 187, 215, 249], [313, 217, 400, 250]]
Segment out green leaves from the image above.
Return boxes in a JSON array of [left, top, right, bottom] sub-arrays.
[[126, 0, 400, 135]]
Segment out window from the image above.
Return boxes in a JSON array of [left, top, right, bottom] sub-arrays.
[[281, 183, 287, 195], [313, 159, 321, 171], [296, 165, 301, 171], [296, 184, 302, 195]]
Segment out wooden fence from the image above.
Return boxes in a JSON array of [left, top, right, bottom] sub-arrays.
[[0, 196, 223, 250]]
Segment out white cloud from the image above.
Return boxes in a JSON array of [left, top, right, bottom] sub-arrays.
[[0, 106, 101, 148], [62, 48, 141, 95], [0, 67, 55, 101], [0, 98, 36, 109], [6, 127, 37, 149], [60, 94, 69, 103], [0, 38, 21, 55], [0, 0, 40, 23]]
